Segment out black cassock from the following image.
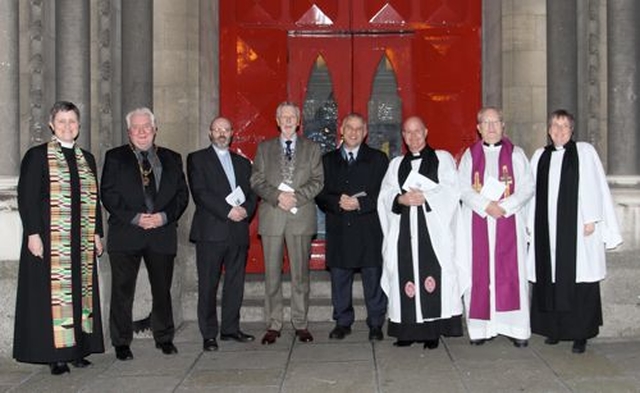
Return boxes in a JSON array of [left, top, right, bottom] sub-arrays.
[[13, 143, 104, 364]]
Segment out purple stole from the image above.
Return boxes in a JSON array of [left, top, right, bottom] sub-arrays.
[[469, 138, 520, 320]]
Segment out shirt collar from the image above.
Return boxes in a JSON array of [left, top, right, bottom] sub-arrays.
[[211, 144, 229, 155], [280, 134, 297, 148], [343, 145, 361, 159], [133, 145, 157, 160]]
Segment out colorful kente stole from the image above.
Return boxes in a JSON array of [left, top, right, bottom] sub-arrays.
[[469, 138, 520, 320], [48, 141, 98, 348]]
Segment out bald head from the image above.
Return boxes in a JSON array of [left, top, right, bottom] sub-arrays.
[[402, 116, 428, 153]]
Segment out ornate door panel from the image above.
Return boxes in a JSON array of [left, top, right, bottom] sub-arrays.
[[220, 0, 481, 273]]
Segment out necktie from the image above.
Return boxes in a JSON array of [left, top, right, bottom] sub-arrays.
[[140, 150, 156, 212], [285, 140, 293, 161], [348, 151, 355, 165]]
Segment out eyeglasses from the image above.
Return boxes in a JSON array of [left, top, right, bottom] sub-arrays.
[[479, 120, 502, 127], [130, 125, 154, 133], [210, 127, 232, 133]]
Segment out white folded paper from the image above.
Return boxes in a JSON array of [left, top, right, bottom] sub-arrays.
[[225, 186, 246, 207], [480, 175, 507, 201], [402, 170, 438, 192], [277, 182, 298, 214]]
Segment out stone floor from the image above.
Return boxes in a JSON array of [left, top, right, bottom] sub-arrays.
[[1, 321, 639, 392]]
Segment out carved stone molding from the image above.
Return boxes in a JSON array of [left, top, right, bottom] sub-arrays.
[[28, 0, 45, 145]]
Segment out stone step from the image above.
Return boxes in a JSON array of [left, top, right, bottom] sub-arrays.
[[181, 270, 369, 324], [242, 271, 365, 299]]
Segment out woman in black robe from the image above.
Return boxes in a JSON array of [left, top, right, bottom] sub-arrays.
[[13, 101, 104, 375]]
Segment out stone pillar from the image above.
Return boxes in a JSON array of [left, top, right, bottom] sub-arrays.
[[482, 0, 502, 107], [122, 0, 153, 139], [26, 0, 47, 148], [547, 0, 578, 129], [607, 1, 640, 175], [576, 0, 606, 155], [56, 0, 91, 149], [199, 0, 219, 147], [0, 0, 19, 176]]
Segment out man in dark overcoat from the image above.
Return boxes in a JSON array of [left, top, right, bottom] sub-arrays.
[[316, 113, 389, 341]]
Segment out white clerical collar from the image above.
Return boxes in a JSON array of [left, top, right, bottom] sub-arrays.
[[211, 144, 229, 155], [52, 136, 74, 149], [482, 142, 502, 149], [554, 145, 565, 150]]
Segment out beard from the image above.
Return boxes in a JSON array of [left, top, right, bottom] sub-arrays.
[[213, 136, 230, 149]]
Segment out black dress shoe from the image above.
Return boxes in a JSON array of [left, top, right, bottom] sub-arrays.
[[423, 339, 439, 350], [295, 329, 314, 343], [155, 341, 178, 355], [261, 329, 281, 345], [329, 325, 351, 340], [544, 337, 559, 345], [203, 338, 219, 351], [49, 362, 70, 375], [369, 327, 384, 341], [393, 340, 414, 347], [115, 345, 134, 361], [220, 331, 255, 343], [511, 338, 529, 348], [572, 339, 587, 354], [71, 358, 92, 368], [470, 339, 486, 346]]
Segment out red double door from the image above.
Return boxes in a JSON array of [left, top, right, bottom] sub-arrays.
[[220, 0, 481, 272]]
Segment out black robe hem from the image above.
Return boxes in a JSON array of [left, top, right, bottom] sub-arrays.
[[531, 282, 602, 340], [387, 315, 463, 341]]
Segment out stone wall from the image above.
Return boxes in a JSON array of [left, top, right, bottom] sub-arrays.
[[501, 0, 548, 156]]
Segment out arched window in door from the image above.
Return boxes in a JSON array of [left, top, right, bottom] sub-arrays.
[[302, 55, 337, 240], [367, 55, 403, 158], [302, 55, 338, 155]]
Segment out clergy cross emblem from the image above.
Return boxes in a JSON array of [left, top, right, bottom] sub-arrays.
[[500, 165, 513, 197], [472, 171, 482, 193]]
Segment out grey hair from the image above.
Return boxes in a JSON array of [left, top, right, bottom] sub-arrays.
[[341, 112, 366, 128], [275, 101, 300, 119], [125, 107, 156, 129], [476, 106, 504, 123]]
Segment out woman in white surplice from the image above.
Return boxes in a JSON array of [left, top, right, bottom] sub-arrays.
[[527, 109, 622, 354]]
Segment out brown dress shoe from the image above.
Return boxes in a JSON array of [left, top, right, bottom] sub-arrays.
[[295, 329, 314, 343], [261, 329, 281, 345]]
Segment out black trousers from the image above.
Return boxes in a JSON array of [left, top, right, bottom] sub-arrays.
[[196, 241, 247, 340], [330, 266, 387, 328], [109, 251, 175, 346]]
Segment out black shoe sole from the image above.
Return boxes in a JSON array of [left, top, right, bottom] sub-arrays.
[[49, 363, 70, 375]]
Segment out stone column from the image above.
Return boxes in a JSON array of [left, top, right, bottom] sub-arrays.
[[0, 0, 19, 176], [482, 0, 502, 107], [607, 1, 640, 175], [199, 0, 219, 147], [56, 0, 91, 149], [547, 0, 578, 129], [122, 0, 153, 139]]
